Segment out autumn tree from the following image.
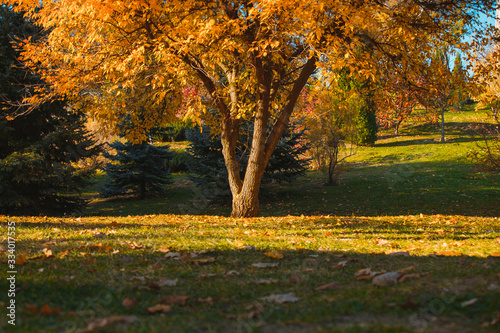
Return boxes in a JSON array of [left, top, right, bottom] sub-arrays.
[[451, 53, 469, 110], [187, 120, 309, 201], [306, 85, 357, 186], [3, 0, 495, 217]]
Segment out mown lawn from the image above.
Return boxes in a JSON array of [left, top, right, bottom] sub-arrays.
[[1, 106, 499, 332], [0, 214, 499, 332]]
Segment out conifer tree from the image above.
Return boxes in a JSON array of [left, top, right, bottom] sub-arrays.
[[186, 121, 310, 200], [0, 5, 101, 215], [100, 138, 173, 199]]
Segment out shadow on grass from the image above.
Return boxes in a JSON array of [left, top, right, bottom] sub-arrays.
[[1, 246, 498, 333], [78, 159, 499, 218], [374, 135, 484, 148]]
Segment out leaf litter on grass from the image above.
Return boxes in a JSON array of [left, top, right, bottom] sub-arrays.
[[3, 214, 499, 332]]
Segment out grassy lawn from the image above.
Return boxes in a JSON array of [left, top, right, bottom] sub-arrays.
[[1, 215, 499, 332], [1, 106, 499, 332]]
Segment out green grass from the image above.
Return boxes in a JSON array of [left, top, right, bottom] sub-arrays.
[[1, 106, 499, 332], [82, 107, 500, 218], [0, 215, 499, 332]]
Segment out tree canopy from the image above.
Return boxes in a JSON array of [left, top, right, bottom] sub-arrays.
[[2, 0, 495, 216]]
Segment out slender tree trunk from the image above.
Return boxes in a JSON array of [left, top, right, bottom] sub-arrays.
[[441, 103, 446, 142]]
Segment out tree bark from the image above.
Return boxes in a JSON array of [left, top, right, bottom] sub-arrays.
[[441, 103, 445, 142]]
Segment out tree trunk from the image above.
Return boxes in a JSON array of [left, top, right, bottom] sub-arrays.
[[231, 185, 260, 217], [215, 57, 316, 218], [441, 103, 445, 142]]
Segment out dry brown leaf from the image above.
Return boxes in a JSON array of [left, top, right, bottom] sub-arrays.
[[198, 297, 213, 305], [199, 273, 217, 278], [260, 293, 299, 304], [232, 240, 245, 247], [42, 248, 54, 258], [332, 260, 348, 269], [156, 295, 189, 306], [109, 221, 119, 227], [355, 268, 385, 280], [122, 298, 137, 308], [15, 254, 27, 266], [164, 252, 181, 259], [226, 270, 240, 276], [191, 257, 216, 264], [289, 272, 301, 284], [397, 266, 416, 274], [489, 253, 500, 258], [99, 245, 113, 252], [461, 298, 478, 308], [38, 304, 61, 315], [264, 250, 284, 259], [314, 281, 338, 291], [25, 304, 38, 313], [254, 278, 279, 285], [251, 262, 279, 268], [84, 315, 138, 332], [398, 272, 431, 283], [129, 242, 144, 249], [147, 304, 172, 314], [156, 246, 171, 253], [372, 272, 401, 287], [157, 278, 178, 287], [375, 239, 391, 246]]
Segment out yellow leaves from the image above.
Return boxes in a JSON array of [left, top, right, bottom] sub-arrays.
[[15, 254, 27, 266], [264, 250, 284, 259]]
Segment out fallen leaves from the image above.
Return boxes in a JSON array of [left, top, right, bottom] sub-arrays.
[[25, 304, 61, 315], [15, 254, 27, 266], [157, 278, 178, 287], [42, 248, 54, 258], [251, 262, 279, 268], [461, 298, 478, 308], [122, 298, 137, 308], [355, 266, 430, 287], [314, 281, 338, 291], [254, 278, 279, 285], [372, 272, 401, 287], [190, 257, 216, 264], [264, 250, 284, 259], [147, 304, 172, 314], [80, 316, 138, 332], [259, 293, 299, 304]]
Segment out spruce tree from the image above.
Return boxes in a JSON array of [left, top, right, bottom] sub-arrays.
[[0, 6, 101, 215], [100, 138, 173, 199], [186, 120, 310, 200]]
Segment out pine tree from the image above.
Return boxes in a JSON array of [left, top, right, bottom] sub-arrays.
[[0, 6, 101, 215], [186, 121, 310, 200], [100, 139, 173, 199]]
